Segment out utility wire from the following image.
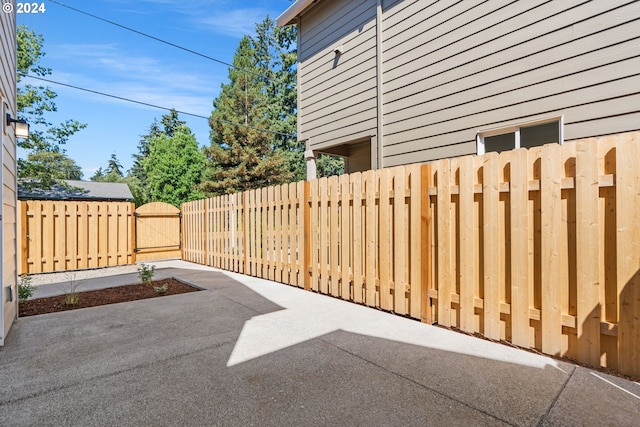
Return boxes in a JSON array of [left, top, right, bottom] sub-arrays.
[[47, 0, 272, 82], [21, 73, 296, 138]]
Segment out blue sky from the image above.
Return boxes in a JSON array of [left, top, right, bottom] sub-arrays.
[[17, 0, 294, 178]]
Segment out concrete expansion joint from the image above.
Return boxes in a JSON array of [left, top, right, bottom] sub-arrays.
[[0, 337, 236, 407], [219, 293, 268, 316], [318, 337, 515, 426], [536, 365, 577, 427]]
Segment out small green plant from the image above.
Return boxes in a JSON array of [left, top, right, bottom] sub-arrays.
[[61, 273, 85, 306], [18, 274, 35, 302], [153, 283, 168, 294], [138, 263, 155, 285]]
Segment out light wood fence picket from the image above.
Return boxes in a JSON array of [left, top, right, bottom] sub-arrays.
[[19, 201, 135, 274], [183, 132, 640, 377]]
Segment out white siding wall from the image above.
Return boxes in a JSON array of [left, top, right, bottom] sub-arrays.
[[381, 0, 640, 166], [298, 0, 378, 151], [1, 9, 17, 344]]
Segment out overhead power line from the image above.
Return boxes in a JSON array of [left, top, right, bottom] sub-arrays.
[[21, 74, 296, 138], [47, 0, 272, 82]]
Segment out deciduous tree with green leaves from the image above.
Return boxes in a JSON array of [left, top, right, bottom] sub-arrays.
[[143, 125, 205, 207], [129, 109, 187, 205], [24, 150, 83, 180], [17, 25, 86, 188]]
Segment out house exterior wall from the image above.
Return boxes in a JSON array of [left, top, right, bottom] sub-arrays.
[[290, 0, 640, 169], [0, 9, 17, 344], [298, 0, 378, 153]]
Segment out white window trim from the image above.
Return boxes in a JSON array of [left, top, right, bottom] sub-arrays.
[[476, 116, 564, 155]]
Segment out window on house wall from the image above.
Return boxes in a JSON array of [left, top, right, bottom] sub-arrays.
[[477, 119, 563, 154]]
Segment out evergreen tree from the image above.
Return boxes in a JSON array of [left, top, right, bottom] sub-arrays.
[[201, 33, 292, 195], [90, 167, 104, 181], [160, 109, 186, 137], [253, 17, 344, 179], [92, 153, 124, 182], [143, 125, 205, 207], [254, 17, 303, 180], [107, 153, 123, 177], [90, 154, 146, 206]]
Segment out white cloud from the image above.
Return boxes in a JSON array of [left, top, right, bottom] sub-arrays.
[[197, 8, 269, 37], [51, 43, 161, 75], [33, 41, 225, 122], [104, 1, 274, 38], [103, 0, 234, 16]]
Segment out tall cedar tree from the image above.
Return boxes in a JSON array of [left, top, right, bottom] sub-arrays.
[[252, 17, 344, 179], [142, 125, 205, 207], [254, 17, 304, 180], [201, 34, 292, 195]]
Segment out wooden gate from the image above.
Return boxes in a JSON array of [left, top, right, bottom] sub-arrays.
[[134, 202, 181, 262]]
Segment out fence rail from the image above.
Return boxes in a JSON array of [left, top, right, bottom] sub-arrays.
[[183, 132, 639, 377], [19, 201, 135, 274]]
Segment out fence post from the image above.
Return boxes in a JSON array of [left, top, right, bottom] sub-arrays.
[[421, 164, 433, 324], [130, 202, 136, 265], [303, 180, 311, 291], [19, 201, 26, 274], [203, 199, 209, 266], [243, 191, 248, 274]]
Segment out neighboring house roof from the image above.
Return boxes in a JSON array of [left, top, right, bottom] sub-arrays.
[[276, 0, 318, 26], [18, 180, 133, 202]]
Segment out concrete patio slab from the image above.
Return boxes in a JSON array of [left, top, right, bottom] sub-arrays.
[[2, 261, 639, 426]]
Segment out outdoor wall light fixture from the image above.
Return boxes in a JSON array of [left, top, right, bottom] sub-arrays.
[[6, 113, 29, 139]]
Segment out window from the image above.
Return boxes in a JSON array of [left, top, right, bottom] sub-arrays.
[[477, 118, 563, 154]]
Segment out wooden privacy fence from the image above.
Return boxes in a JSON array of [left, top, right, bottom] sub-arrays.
[[134, 202, 181, 262], [18, 201, 183, 274], [428, 133, 639, 377], [181, 132, 640, 377], [182, 168, 425, 318], [19, 201, 135, 274]]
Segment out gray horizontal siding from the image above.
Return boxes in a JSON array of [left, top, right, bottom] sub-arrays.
[[299, 0, 374, 61], [384, 18, 640, 105], [384, 141, 476, 168], [565, 111, 640, 141], [384, 91, 640, 161], [384, 54, 640, 138], [299, 0, 378, 148], [300, 35, 377, 110], [380, 0, 640, 164]]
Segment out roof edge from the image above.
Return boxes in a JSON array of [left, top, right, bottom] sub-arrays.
[[276, 0, 317, 26]]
